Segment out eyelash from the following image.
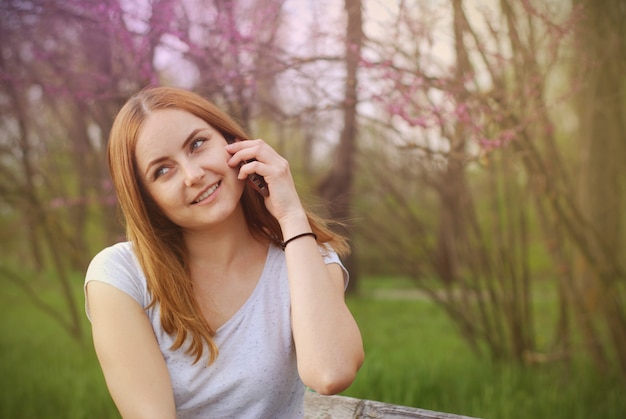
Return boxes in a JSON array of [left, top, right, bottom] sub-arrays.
[[190, 137, 207, 151], [152, 137, 208, 180], [153, 166, 170, 180]]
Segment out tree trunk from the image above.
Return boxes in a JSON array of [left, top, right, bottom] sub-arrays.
[[574, 0, 626, 375], [317, 0, 363, 293]]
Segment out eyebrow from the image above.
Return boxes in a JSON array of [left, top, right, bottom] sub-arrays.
[[143, 128, 206, 178]]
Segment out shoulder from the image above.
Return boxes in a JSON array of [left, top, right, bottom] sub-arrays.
[[320, 244, 349, 290], [86, 242, 139, 280], [269, 243, 349, 290], [88, 241, 133, 262], [85, 242, 150, 315], [319, 243, 342, 264]]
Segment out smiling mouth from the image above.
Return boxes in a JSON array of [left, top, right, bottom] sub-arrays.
[[193, 182, 220, 204]]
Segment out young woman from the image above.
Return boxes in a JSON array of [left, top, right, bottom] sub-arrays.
[[84, 86, 364, 418]]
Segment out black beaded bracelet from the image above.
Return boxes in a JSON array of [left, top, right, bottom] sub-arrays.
[[281, 232, 317, 250]]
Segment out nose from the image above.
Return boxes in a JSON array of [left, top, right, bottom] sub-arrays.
[[182, 161, 205, 187]]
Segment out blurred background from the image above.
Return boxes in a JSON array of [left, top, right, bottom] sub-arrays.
[[1, 0, 625, 418]]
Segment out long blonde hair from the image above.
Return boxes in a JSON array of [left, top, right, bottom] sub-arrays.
[[107, 86, 349, 364]]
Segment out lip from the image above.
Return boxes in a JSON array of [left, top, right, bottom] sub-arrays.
[[191, 181, 221, 205]]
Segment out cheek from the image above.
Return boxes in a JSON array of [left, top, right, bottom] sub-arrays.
[[145, 182, 179, 211]]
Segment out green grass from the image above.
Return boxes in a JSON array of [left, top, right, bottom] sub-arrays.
[[0, 279, 118, 419], [1, 276, 625, 419], [344, 280, 626, 419], [344, 286, 626, 419]]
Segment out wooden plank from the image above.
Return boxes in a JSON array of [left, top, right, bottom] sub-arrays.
[[304, 391, 482, 419]]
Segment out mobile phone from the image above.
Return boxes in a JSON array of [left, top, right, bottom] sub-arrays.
[[225, 134, 270, 197]]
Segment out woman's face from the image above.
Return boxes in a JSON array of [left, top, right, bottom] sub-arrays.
[[135, 108, 245, 230]]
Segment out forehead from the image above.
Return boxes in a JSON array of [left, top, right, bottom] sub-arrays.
[[137, 108, 209, 147]]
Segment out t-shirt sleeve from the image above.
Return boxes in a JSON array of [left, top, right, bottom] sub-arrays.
[[320, 245, 350, 290], [84, 243, 150, 321]]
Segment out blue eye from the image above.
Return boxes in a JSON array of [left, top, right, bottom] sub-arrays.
[[191, 137, 207, 151], [154, 166, 170, 179]]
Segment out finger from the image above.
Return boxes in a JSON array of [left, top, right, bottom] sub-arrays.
[[224, 138, 265, 154], [238, 159, 263, 179], [226, 141, 269, 167]]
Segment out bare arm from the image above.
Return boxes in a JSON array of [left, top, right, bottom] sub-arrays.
[[227, 139, 364, 394], [87, 281, 176, 418], [281, 213, 364, 395]]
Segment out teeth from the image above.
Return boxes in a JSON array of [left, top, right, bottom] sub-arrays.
[[194, 183, 219, 203]]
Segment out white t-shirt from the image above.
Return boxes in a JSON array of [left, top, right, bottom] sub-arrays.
[[85, 241, 347, 419]]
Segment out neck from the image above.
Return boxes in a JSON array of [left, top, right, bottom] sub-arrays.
[[182, 205, 267, 272]]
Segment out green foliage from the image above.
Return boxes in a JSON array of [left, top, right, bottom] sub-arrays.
[[345, 283, 626, 419], [0, 278, 118, 419], [352, 139, 441, 277], [1, 275, 624, 419]]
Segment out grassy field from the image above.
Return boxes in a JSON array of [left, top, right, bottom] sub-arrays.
[[344, 295, 625, 418], [1, 276, 625, 419], [0, 279, 116, 419]]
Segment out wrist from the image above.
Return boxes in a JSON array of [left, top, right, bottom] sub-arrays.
[[278, 209, 311, 239], [281, 232, 317, 250]]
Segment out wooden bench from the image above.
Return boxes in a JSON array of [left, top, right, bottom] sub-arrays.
[[304, 391, 481, 418]]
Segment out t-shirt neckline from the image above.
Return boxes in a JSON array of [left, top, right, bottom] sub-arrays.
[[215, 244, 277, 334]]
